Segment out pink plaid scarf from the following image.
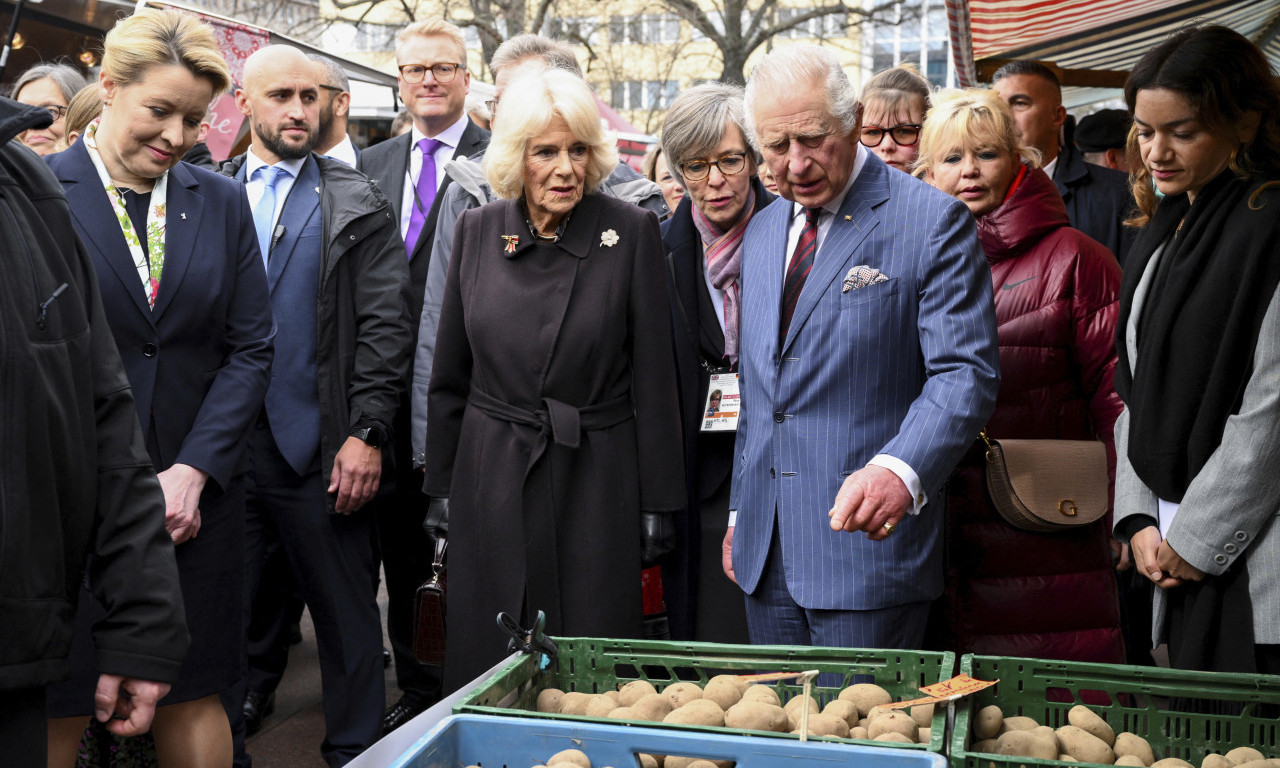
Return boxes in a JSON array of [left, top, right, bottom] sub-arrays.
[[690, 187, 756, 364]]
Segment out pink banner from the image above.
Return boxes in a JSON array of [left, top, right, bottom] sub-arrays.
[[195, 13, 269, 161]]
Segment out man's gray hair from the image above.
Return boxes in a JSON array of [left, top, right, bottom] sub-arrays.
[[308, 54, 349, 92], [743, 44, 859, 150], [10, 63, 88, 103], [661, 82, 751, 187], [489, 33, 582, 79]]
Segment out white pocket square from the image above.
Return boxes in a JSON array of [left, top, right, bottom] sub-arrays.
[[842, 266, 889, 292]]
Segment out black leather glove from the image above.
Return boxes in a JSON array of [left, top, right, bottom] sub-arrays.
[[640, 510, 676, 567], [424, 496, 449, 538]]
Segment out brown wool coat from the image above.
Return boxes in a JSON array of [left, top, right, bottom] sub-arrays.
[[426, 193, 684, 690]]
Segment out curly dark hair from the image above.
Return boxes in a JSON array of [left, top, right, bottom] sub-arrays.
[[1124, 24, 1280, 224]]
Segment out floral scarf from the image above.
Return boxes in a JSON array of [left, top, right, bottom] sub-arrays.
[[83, 118, 169, 308], [691, 186, 756, 364]]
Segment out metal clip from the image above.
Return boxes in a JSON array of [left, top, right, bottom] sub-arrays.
[[497, 611, 558, 669], [1059, 500, 1078, 517]]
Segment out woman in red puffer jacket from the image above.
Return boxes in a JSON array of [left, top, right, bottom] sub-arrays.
[[915, 88, 1126, 663]]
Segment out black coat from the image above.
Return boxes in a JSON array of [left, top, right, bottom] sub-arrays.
[[0, 98, 187, 690], [425, 193, 684, 690], [659, 178, 774, 638], [1055, 141, 1136, 267]]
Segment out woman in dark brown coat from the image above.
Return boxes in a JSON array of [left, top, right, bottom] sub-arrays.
[[425, 69, 684, 692]]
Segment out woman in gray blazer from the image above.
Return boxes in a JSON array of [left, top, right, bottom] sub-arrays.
[[1113, 24, 1280, 675]]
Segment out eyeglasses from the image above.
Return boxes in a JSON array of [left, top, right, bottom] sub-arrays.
[[681, 152, 748, 181], [398, 63, 464, 84], [860, 124, 922, 148], [484, 99, 497, 113], [40, 104, 69, 121]]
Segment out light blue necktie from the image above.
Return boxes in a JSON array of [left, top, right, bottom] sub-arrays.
[[252, 165, 288, 263]]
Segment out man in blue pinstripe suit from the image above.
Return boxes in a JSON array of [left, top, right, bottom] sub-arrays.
[[724, 45, 999, 650]]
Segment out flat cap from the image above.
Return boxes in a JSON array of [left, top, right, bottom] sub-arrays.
[[1075, 108, 1131, 152]]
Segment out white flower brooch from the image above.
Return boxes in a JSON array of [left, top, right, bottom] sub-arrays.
[[600, 229, 619, 247]]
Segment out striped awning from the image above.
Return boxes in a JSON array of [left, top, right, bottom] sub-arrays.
[[947, 0, 1280, 98]]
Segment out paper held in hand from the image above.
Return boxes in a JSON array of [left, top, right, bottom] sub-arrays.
[[888, 673, 1000, 709]]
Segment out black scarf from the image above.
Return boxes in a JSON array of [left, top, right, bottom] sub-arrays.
[[1114, 170, 1280, 502]]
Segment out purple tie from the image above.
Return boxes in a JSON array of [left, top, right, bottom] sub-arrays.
[[405, 137, 444, 253]]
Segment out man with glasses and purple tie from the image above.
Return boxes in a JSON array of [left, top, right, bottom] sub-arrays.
[[222, 44, 411, 766], [726, 44, 999, 653], [356, 17, 489, 735]]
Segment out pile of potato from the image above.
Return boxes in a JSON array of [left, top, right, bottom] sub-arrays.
[[969, 703, 1280, 767], [468, 749, 729, 768], [532, 676, 934, 745]]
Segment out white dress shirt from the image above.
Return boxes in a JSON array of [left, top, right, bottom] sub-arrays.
[[244, 147, 308, 239], [398, 115, 470, 240], [324, 134, 358, 168]]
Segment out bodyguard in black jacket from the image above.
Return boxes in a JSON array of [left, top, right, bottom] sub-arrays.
[[0, 98, 187, 758]]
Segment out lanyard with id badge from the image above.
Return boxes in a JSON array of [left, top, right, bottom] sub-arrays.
[[702, 369, 740, 432]]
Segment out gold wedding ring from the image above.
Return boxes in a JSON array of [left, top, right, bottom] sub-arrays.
[[882, 521, 896, 534]]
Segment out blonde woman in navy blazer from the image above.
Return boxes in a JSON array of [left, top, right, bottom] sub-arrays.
[[44, 11, 273, 766]]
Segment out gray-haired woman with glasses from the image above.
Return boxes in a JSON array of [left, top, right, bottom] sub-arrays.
[[10, 63, 88, 156], [860, 63, 932, 173], [657, 82, 775, 643]]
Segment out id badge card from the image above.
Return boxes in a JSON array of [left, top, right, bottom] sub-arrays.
[[701, 372, 740, 432]]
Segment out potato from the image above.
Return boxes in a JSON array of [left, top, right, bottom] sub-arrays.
[[664, 682, 704, 709], [664, 759, 728, 768], [856, 717, 868, 730], [1060, 756, 1078, 763], [603, 690, 621, 705], [783, 695, 819, 729], [664, 699, 726, 727], [638, 756, 660, 768], [559, 692, 592, 715], [909, 702, 935, 728], [685, 762, 720, 768], [1227, 749, 1267, 766], [585, 695, 617, 717], [1056, 724, 1115, 764], [634, 693, 674, 722], [868, 710, 919, 742], [702, 679, 743, 710], [618, 680, 658, 707], [548, 748, 591, 767], [1232, 761, 1280, 768], [997, 730, 1058, 760], [974, 705, 1004, 740], [1151, 759, 1195, 768], [822, 699, 859, 727], [918, 727, 931, 744], [1000, 716, 1040, 733], [740, 684, 781, 707], [874, 732, 915, 743], [866, 705, 898, 724], [971, 738, 1001, 754], [724, 701, 788, 733], [1069, 704, 1117, 747], [1116, 757, 1147, 767], [796, 713, 850, 738], [607, 706, 642, 720], [1202, 756, 1232, 768], [850, 726, 868, 739], [839, 683, 892, 717], [537, 688, 565, 713], [707, 674, 750, 694], [1115, 732, 1155, 767]]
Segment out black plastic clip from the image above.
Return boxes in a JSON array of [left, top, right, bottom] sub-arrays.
[[497, 611, 558, 669]]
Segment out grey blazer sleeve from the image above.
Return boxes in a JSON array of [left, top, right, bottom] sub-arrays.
[[1164, 283, 1280, 575], [411, 181, 468, 467], [1111, 406, 1159, 534]]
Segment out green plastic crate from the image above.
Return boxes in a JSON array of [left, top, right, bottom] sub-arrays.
[[453, 636, 953, 753], [951, 654, 1280, 768]]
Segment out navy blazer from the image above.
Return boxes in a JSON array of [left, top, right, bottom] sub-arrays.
[[729, 152, 1000, 611], [48, 140, 275, 492]]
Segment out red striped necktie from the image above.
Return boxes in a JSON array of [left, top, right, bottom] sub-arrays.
[[780, 206, 822, 340]]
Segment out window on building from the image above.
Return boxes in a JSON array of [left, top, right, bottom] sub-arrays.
[[546, 16, 599, 46], [610, 14, 681, 44], [863, 0, 953, 88], [612, 79, 681, 110]]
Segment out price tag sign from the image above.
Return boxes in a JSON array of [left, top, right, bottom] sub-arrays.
[[889, 674, 999, 709]]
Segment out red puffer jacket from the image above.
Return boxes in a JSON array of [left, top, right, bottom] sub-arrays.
[[930, 166, 1126, 663]]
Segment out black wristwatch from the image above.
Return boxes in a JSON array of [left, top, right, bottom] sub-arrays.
[[350, 426, 385, 448]]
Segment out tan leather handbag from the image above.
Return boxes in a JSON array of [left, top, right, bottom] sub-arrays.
[[980, 431, 1109, 532]]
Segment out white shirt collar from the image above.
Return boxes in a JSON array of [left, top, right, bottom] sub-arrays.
[[323, 135, 358, 167], [791, 143, 867, 220], [409, 113, 469, 153], [246, 146, 308, 180]]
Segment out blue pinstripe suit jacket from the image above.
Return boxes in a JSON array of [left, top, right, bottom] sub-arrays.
[[729, 153, 1000, 611]]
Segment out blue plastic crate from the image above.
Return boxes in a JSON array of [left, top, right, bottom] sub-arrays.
[[392, 714, 948, 768]]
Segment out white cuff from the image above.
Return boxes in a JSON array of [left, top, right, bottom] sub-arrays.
[[868, 454, 926, 515], [727, 510, 737, 527]]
